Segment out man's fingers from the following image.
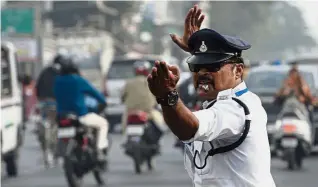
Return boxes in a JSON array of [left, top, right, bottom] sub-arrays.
[[191, 5, 198, 27], [197, 15, 205, 29], [147, 74, 155, 93], [168, 65, 180, 80], [170, 34, 189, 52], [194, 8, 202, 26], [185, 8, 194, 32], [147, 74, 153, 83], [170, 34, 180, 44], [159, 61, 169, 79], [151, 66, 158, 78]]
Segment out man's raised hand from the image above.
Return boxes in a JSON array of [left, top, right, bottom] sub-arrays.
[[170, 4, 205, 52]]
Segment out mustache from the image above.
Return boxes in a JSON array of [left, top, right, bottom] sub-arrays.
[[195, 75, 214, 89], [197, 75, 213, 83]]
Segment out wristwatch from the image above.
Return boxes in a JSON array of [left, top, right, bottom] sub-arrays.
[[156, 90, 179, 106]]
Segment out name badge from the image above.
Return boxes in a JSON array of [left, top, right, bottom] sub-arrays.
[[217, 89, 233, 101]]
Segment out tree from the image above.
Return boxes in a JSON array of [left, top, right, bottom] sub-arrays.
[[207, 1, 316, 61], [167, 1, 316, 61], [256, 1, 316, 60]]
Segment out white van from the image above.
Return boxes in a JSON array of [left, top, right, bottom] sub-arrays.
[[1, 42, 23, 177]]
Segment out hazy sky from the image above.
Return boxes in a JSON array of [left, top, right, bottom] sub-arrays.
[[292, 1, 318, 43]]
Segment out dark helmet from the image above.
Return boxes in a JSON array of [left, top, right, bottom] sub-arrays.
[[60, 57, 80, 75], [133, 60, 151, 76], [52, 54, 69, 72]]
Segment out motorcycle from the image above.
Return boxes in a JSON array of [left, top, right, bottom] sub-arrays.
[[122, 110, 162, 174], [274, 95, 313, 170], [57, 106, 106, 187]]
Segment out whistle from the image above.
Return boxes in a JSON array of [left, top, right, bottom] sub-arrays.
[[202, 85, 209, 91]]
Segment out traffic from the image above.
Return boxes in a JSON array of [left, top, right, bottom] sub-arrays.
[[2, 2, 318, 187]]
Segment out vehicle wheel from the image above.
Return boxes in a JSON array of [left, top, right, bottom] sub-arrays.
[[42, 128, 51, 168], [134, 158, 141, 174], [132, 149, 142, 174], [295, 151, 303, 169], [93, 170, 105, 186], [286, 148, 297, 170], [5, 150, 18, 177], [147, 157, 153, 171], [64, 158, 82, 187], [50, 126, 59, 164]]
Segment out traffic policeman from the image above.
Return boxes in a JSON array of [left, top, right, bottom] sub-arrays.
[[147, 24, 276, 187]]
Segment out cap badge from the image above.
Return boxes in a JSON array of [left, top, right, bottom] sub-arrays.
[[199, 41, 207, 52]]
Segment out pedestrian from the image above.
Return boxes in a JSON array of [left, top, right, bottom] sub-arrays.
[[21, 74, 38, 126], [147, 5, 276, 187]]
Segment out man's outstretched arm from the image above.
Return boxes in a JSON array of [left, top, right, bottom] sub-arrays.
[[161, 99, 199, 141]]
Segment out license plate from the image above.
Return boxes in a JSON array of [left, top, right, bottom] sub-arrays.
[[130, 136, 141, 142], [107, 97, 121, 105], [126, 125, 144, 135], [58, 127, 76, 138], [105, 105, 125, 115], [281, 138, 298, 148]]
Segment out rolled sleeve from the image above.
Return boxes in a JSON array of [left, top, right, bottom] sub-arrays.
[[182, 99, 245, 143]]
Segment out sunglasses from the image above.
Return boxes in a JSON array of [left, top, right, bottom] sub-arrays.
[[188, 61, 235, 73]]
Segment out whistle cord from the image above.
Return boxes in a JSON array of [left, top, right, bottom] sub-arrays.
[[192, 97, 251, 170], [193, 142, 214, 169]]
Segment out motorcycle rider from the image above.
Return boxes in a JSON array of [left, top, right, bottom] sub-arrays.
[[35, 55, 65, 167], [36, 54, 65, 103], [121, 61, 167, 136], [54, 58, 109, 169], [276, 66, 317, 122], [34, 54, 67, 132]]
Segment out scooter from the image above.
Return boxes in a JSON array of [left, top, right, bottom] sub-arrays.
[[122, 110, 162, 174], [274, 95, 313, 170]]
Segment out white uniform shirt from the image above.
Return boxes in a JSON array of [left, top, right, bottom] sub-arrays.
[[183, 82, 276, 187]]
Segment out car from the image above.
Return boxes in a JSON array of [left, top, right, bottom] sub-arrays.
[[76, 53, 103, 91], [245, 64, 318, 152], [1, 42, 24, 177], [103, 55, 182, 133]]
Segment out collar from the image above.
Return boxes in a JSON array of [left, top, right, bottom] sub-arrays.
[[233, 81, 248, 97], [202, 81, 248, 109]]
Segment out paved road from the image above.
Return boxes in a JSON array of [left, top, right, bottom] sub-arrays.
[[2, 130, 318, 187]]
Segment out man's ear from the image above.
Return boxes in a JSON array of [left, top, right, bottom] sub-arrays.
[[235, 64, 244, 79]]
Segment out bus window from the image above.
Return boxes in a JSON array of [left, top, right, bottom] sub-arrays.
[[1, 47, 13, 98]]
